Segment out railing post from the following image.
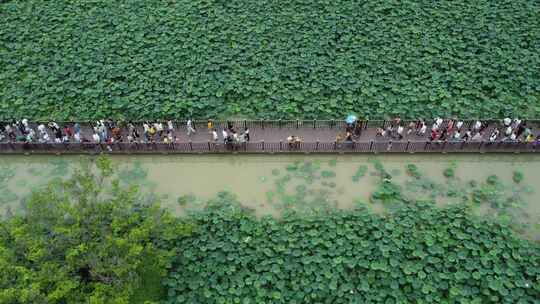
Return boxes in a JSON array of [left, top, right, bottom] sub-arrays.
[[316, 140, 319, 151], [261, 140, 265, 151], [261, 120, 264, 130], [279, 140, 282, 151], [207, 141, 211, 151], [333, 141, 337, 150], [189, 141, 193, 151], [381, 120, 386, 128], [331, 119, 335, 129], [387, 140, 392, 152], [243, 120, 247, 130], [369, 140, 374, 152], [406, 140, 410, 152], [313, 119, 316, 129], [352, 141, 356, 150], [424, 141, 429, 151], [296, 119, 299, 129], [278, 119, 282, 129], [364, 120, 369, 130]]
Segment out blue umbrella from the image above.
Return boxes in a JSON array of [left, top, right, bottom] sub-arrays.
[[345, 115, 357, 124]]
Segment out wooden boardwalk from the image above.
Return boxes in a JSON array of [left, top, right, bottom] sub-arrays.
[[1, 120, 539, 154]]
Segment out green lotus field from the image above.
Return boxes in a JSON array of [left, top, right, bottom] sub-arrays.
[[1, 0, 539, 120]]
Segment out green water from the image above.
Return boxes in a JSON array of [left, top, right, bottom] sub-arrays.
[[1, 154, 539, 239]]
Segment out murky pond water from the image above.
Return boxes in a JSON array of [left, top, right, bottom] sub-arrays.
[[1, 154, 539, 239]]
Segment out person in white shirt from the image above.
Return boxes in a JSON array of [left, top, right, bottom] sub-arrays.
[[93, 133, 100, 143], [453, 130, 461, 140], [187, 119, 196, 136], [167, 120, 174, 132], [396, 126, 404, 139], [503, 117, 511, 127], [74, 132, 81, 143], [456, 120, 463, 130], [40, 132, 50, 143], [473, 120, 482, 131], [419, 123, 427, 136], [212, 129, 218, 142], [505, 126, 513, 136], [489, 129, 499, 142], [26, 129, 35, 142], [222, 129, 228, 143]]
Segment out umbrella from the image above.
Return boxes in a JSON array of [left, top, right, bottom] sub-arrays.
[[345, 115, 357, 124]]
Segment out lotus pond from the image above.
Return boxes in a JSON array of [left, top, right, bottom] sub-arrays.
[[1, 154, 539, 240]]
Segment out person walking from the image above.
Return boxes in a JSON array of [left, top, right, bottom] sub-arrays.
[[187, 119, 196, 136], [222, 129, 228, 144], [212, 129, 219, 142], [243, 127, 250, 142]]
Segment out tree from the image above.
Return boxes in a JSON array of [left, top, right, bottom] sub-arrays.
[[0, 156, 194, 303]]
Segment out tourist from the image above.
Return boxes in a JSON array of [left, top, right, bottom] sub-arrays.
[[243, 127, 250, 142], [345, 131, 353, 142], [26, 129, 36, 142], [418, 122, 427, 136], [155, 122, 164, 138], [54, 127, 62, 143], [207, 119, 213, 132], [396, 125, 404, 140], [92, 132, 100, 143], [148, 124, 156, 140], [212, 129, 219, 142], [504, 125, 513, 137], [73, 122, 81, 135], [406, 122, 416, 135], [525, 133, 534, 143], [515, 122, 526, 138], [376, 127, 385, 137], [439, 129, 448, 141], [131, 127, 140, 142], [167, 120, 174, 132], [455, 120, 464, 131], [287, 135, 302, 149], [74, 131, 81, 143], [143, 122, 150, 134], [489, 128, 499, 142], [453, 130, 461, 140], [232, 131, 239, 142], [446, 119, 455, 133], [5, 123, 16, 141], [430, 128, 439, 141], [187, 119, 196, 136], [462, 129, 472, 141], [503, 117, 512, 127], [112, 125, 122, 141], [473, 120, 482, 132], [40, 131, 50, 143], [222, 129, 228, 143]]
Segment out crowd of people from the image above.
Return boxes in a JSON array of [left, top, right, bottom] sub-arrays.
[[1, 118, 539, 148], [0, 119, 251, 146], [374, 117, 539, 143]]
